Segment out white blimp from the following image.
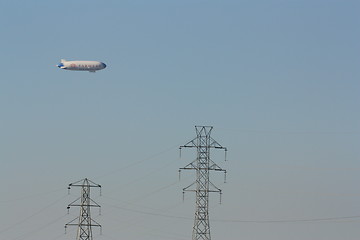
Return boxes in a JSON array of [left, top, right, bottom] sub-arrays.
[[56, 59, 106, 72]]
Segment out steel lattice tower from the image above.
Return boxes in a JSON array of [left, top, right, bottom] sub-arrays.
[[65, 178, 102, 240], [179, 126, 227, 240]]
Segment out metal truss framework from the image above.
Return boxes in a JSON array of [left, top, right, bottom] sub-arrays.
[[65, 178, 102, 240], [180, 126, 227, 240]]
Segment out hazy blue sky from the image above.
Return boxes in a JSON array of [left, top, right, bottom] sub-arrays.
[[1, 0, 359, 240]]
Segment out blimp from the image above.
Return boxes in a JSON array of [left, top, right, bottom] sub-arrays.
[[56, 59, 106, 72]]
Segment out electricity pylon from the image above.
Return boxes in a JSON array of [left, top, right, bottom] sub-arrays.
[[179, 126, 227, 240], [65, 178, 102, 240]]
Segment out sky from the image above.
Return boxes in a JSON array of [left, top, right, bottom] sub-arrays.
[[0, 0, 360, 239]]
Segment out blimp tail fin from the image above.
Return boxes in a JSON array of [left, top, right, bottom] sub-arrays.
[[60, 59, 67, 63]]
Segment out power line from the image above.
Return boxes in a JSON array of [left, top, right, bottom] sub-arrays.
[[0, 187, 65, 203], [0, 194, 68, 235], [95, 143, 181, 180], [216, 127, 360, 135], [102, 201, 360, 224], [10, 214, 68, 240], [211, 215, 360, 223]]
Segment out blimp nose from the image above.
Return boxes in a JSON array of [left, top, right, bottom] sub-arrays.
[[102, 63, 106, 68]]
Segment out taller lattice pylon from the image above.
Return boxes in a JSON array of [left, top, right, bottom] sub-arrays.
[[65, 178, 102, 240], [179, 126, 227, 240]]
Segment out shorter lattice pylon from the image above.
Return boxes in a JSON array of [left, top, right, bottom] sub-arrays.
[[65, 178, 102, 240]]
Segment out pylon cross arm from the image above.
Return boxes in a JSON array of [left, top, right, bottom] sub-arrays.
[[209, 137, 226, 149], [209, 159, 225, 171], [180, 159, 197, 170], [180, 137, 198, 148]]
